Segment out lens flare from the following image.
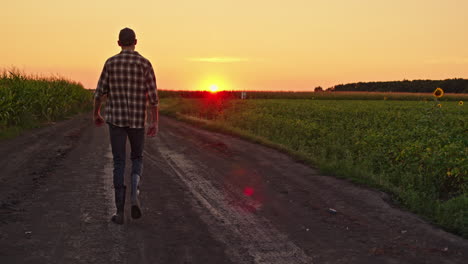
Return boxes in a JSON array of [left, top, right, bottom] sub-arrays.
[[243, 187, 255, 196]]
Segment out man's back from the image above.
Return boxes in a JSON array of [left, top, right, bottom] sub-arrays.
[[96, 50, 158, 128]]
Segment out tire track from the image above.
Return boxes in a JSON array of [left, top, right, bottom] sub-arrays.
[[103, 148, 126, 263], [144, 141, 313, 264]]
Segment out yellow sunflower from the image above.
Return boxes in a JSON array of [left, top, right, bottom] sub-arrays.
[[437, 103, 442, 108], [459, 101, 464, 106], [433, 88, 444, 98]]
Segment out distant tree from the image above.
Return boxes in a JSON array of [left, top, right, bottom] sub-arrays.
[[333, 79, 468, 93], [314, 86, 323, 92]]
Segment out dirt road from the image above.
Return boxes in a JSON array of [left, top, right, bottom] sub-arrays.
[[0, 114, 467, 264]]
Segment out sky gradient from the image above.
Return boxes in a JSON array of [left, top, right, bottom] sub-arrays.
[[2, 0, 468, 91]]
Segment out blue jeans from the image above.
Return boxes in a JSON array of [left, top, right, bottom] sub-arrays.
[[108, 123, 145, 189]]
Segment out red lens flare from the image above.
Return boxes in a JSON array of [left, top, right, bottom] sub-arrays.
[[243, 187, 255, 196]]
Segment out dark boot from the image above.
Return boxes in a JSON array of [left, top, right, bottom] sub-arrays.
[[111, 186, 126, 224], [131, 174, 142, 219]]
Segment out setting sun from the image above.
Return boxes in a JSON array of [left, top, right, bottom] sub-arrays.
[[209, 84, 219, 93]]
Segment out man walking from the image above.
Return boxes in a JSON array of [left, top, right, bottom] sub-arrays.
[[93, 28, 159, 224]]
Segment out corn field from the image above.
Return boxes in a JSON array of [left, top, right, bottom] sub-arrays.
[[0, 70, 92, 133]]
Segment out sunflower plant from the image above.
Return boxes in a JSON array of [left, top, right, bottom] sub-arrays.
[[433, 87, 444, 98], [432, 88, 444, 109]]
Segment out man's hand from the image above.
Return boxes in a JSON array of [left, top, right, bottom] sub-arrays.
[[94, 113, 105, 127], [147, 105, 159, 137], [93, 96, 105, 127], [147, 122, 158, 137]]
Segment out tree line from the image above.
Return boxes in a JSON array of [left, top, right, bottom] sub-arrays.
[[330, 79, 468, 93]]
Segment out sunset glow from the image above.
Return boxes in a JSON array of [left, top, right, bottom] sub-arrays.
[[1, 0, 468, 90], [209, 84, 220, 93]]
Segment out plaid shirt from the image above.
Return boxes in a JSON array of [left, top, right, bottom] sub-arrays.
[[95, 50, 158, 128]]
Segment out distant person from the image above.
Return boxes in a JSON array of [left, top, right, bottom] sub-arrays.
[[93, 27, 159, 224]]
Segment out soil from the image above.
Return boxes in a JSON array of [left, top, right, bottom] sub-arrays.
[[0, 114, 466, 264]]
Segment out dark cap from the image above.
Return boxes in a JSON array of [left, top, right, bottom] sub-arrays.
[[119, 28, 136, 46]]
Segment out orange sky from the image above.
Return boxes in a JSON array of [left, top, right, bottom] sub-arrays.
[[2, 0, 468, 91]]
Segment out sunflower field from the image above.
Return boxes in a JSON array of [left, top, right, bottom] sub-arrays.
[[160, 94, 467, 237]]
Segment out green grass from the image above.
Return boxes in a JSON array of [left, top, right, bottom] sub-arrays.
[[160, 97, 468, 237], [0, 70, 93, 139]]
